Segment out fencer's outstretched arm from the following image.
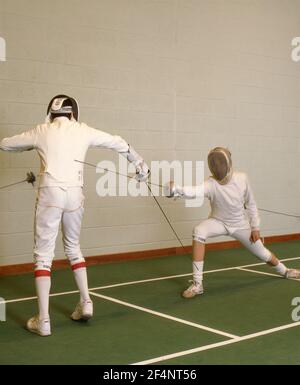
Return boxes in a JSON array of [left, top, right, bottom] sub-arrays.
[[244, 176, 260, 230], [164, 181, 210, 199], [87, 126, 149, 181], [0, 129, 36, 151]]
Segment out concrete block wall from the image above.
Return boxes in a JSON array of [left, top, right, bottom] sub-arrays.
[[0, 0, 299, 265]]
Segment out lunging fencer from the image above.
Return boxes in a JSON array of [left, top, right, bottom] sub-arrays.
[[0, 95, 149, 336], [165, 147, 300, 298]]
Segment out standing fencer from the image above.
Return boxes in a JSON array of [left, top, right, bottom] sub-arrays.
[[165, 147, 300, 298], [0, 95, 150, 336]]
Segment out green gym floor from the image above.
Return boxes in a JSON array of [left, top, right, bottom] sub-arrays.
[[1, 240, 300, 365]]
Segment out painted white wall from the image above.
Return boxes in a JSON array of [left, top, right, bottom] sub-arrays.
[[0, 0, 300, 265]]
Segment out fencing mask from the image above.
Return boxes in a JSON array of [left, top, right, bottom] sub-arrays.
[[46, 95, 79, 122], [207, 147, 233, 185]]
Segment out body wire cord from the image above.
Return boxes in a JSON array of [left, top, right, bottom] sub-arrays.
[[145, 182, 198, 270], [258, 208, 300, 219]]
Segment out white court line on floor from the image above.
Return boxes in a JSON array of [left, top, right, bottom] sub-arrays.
[[0, 290, 79, 304], [236, 267, 300, 282], [86, 256, 300, 291], [88, 291, 238, 339], [1, 256, 299, 305], [132, 320, 300, 365], [236, 268, 283, 279]]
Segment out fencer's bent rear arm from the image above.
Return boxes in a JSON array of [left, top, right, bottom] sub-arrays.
[[244, 177, 260, 230], [0, 129, 36, 151]]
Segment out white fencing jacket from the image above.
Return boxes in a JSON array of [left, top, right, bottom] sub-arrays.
[[179, 172, 260, 230], [0, 117, 139, 188]]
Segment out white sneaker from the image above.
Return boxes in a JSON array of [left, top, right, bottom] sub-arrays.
[[26, 316, 51, 336], [286, 269, 300, 279], [71, 300, 93, 321], [182, 280, 204, 299]]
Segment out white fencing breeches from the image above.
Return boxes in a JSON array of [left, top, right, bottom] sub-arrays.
[[34, 187, 86, 275], [193, 218, 272, 263]]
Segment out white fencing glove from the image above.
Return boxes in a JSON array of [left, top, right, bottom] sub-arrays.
[[135, 161, 150, 182], [123, 145, 150, 182], [163, 181, 183, 198]]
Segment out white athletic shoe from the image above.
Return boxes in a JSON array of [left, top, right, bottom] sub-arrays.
[[286, 269, 300, 279], [182, 280, 204, 299], [26, 316, 51, 337], [71, 300, 93, 321]]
